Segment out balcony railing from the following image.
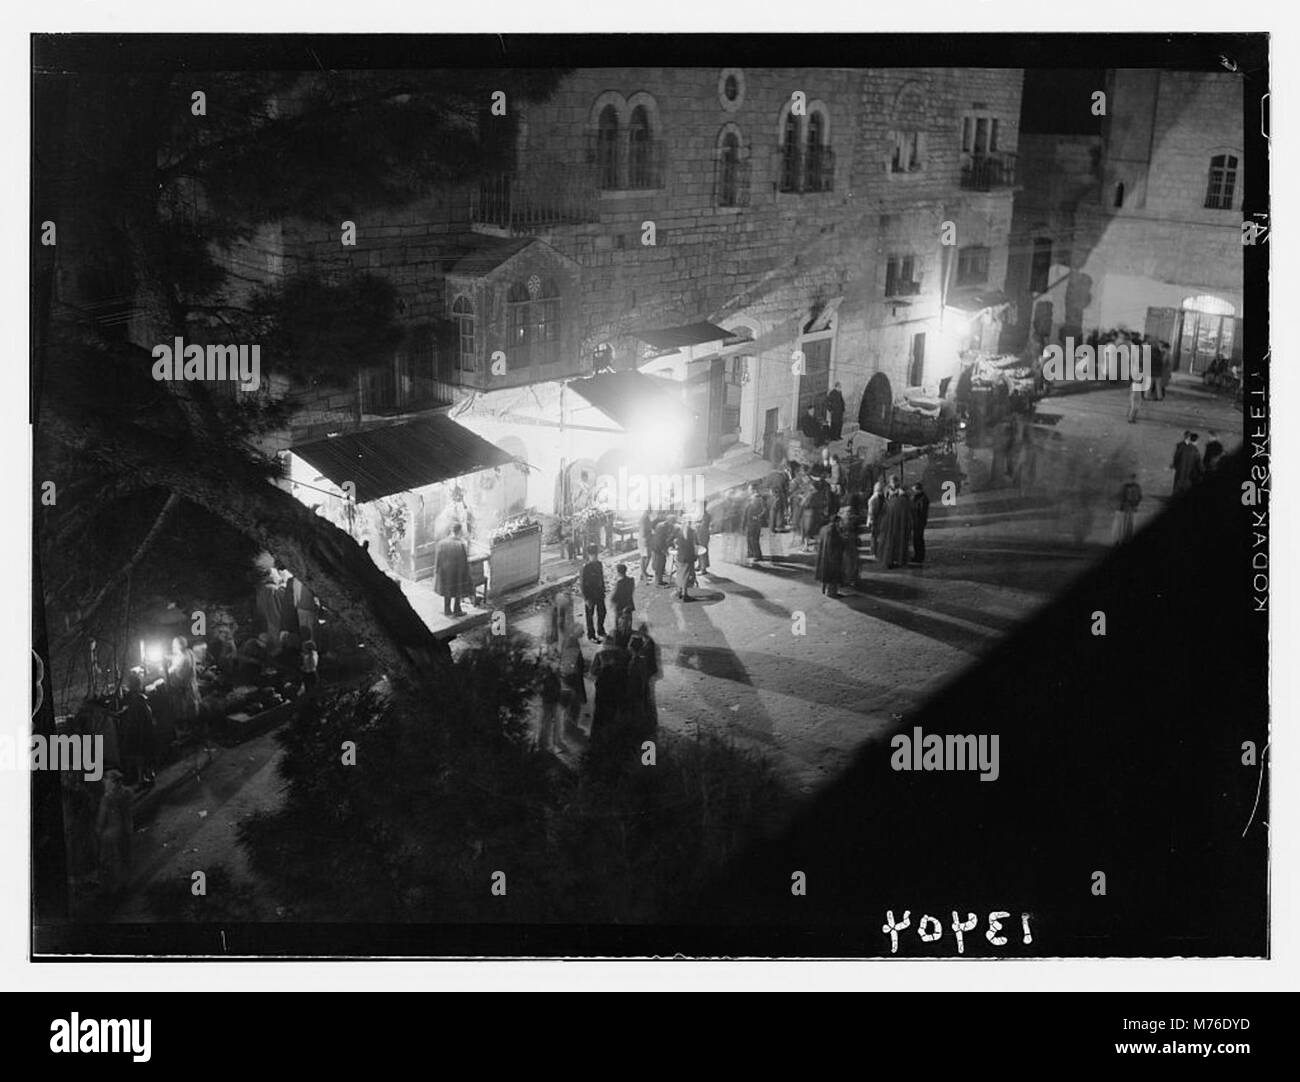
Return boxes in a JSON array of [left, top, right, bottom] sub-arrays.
[[960, 152, 1018, 192], [471, 165, 601, 234]]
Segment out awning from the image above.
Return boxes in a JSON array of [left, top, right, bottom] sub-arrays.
[[946, 288, 1011, 313], [634, 321, 737, 353], [292, 415, 515, 503], [566, 371, 694, 432]]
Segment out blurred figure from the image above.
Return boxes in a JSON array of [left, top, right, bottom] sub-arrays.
[[299, 640, 319, 695], [674, 524, 696, 601], [877, 475, 913, 569], [166, 635, 200, 736], [866, 480, 885, 559], [536, 647, 563, 753], [743, 484, 766, 565], [1203, 431, 1225, 475], [1172, 432, 1203, 494], [696, 502, 712, 576], [610, 563, 635, 643], [589, 634, 631, 754], [95, 769, 133, 901], [825, 381, 846, 441], [814, 514, 845, 598], [910, 483, 931, 565], [1112, 473, 1143, 545], [558, 629, 587, 737], [117, 669, 155, 789]]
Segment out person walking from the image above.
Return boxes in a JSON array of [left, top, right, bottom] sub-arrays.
[[433, 523, 472, 617], [1112, 473, 1142, 545], [814, 515, 845, 598], [580, 545, 608, 642], [743, 484, 766, 566], [800, 480, 828, 553], [910, 482, 930, 565], [825, 381, 846, 441]]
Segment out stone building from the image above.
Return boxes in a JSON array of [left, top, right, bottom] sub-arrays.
[[252, 66, 1024, 518], [1005, 70, 1245, 374]]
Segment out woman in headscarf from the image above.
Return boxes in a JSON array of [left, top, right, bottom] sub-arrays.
[[877, 475, 913, 569]]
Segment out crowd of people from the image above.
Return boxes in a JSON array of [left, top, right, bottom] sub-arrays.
[[534, 584, 661, 761]]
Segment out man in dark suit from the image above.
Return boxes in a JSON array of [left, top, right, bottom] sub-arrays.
[[825, 381, 847, 441], [580, 546, 607, 642], [433, 523, 471, 616]]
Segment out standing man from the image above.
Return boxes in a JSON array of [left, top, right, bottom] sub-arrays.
[[589, 634, 632, 754], [674, 523, 696, 602], [580, 545, 607, 642], [799, 403, 825, 446], [743, 483, 767, 566], [814, 515, 845, 598], [1171, 432, 1202, 494], [1203, 431, 1225, 474], [651, 515, 673, 587], [825, 381, 847, 442], [910, 482, 930, 565], [434, 522, 472, 617], [610, 562, 636, 642]]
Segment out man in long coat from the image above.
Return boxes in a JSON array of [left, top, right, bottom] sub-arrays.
[[825, 381, 847, 441], [1171, 432, 1203, 494], [434, 523, 472, 616], [814, 518, 845, 598]]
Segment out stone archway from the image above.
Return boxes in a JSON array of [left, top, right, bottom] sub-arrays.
[[858, 372, 893, 437]]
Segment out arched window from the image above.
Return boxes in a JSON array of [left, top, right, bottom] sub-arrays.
[[806, 111, 827, 192], [717, 129, 743, 207], [1205, 153, 1238, 209], [597, 105, 620, 190], [628, 105, 653, 188], [779, 110, 801, 193], [507, 278, 561, 370], [451, 295, 476, 372]]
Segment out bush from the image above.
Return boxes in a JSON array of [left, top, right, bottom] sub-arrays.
[[239, 640, 790, 923]]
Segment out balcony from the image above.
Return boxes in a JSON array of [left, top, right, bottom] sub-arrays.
[[960, 152, 1018, 192], [471, 166, 601, 234]]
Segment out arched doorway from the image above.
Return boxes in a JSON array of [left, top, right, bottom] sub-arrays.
[[858, 373, 893, 437]]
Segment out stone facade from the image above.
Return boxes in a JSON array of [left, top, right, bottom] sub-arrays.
[[263, 66, 1023, 478], [1007, 70, 1244, 368]]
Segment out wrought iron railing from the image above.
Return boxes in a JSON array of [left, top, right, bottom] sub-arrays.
[[960, 152, 1018, 191], [471, 164, 602, 233]]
